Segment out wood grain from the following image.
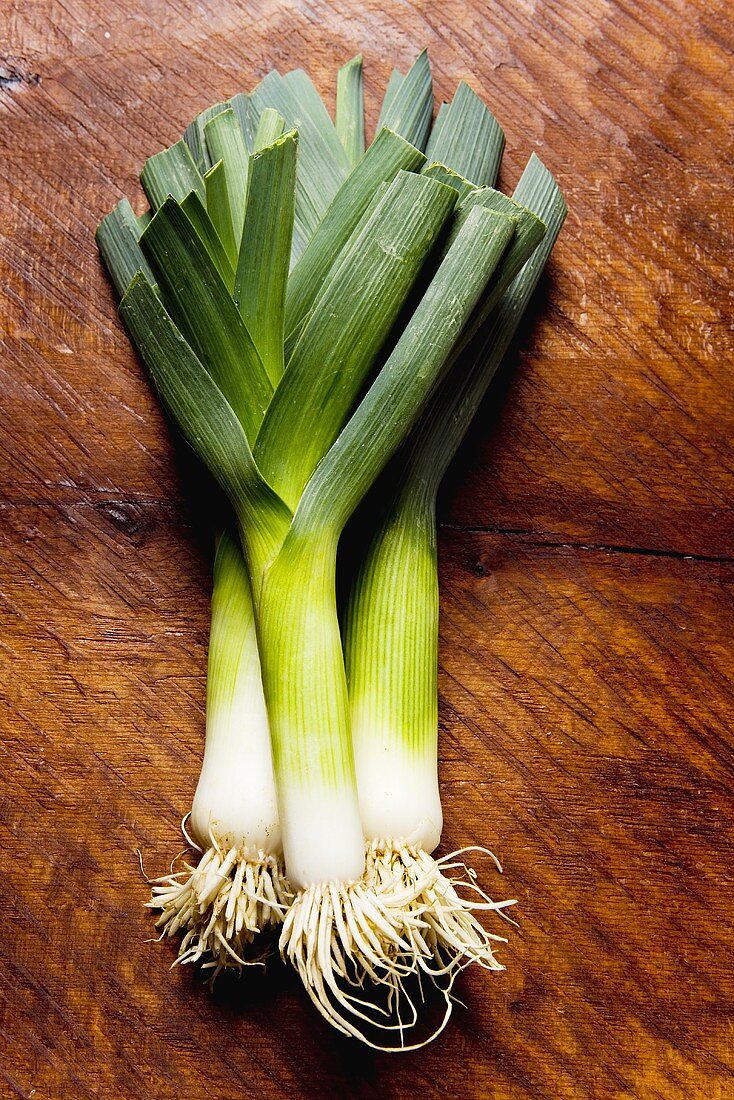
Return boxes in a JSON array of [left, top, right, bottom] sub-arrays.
[[1, 1, 732, 1097]]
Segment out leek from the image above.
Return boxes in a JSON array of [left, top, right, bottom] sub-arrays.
[[120, 195, 516, 1039], [149, 529, 289, 977], [345, 153, 567, 980], [96, 49, 566, 1046], [97, 136, 291, 976]]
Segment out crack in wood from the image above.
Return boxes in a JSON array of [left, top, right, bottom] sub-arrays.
[[0, 56, 41, 89], [442, 523, 734, 566]]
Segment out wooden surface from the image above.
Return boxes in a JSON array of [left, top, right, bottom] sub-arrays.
[[1, 1, 732, 1096]]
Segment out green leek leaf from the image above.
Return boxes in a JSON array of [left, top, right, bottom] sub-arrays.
[[335, 55, 365, 167], [282, 179, 390, 366], [204, 160, 238, 267], [96, 198, 156, 299], [293, 207, 516, 533], [140, 198, 272, 444], [229, 93, 257, 152], [179, 190, 235, 291], [425, 100, 449, 152], [376, 50, 433, 151], [249, 69, 351, 257], [406, 154, 567, 492], [235, 130, 298, 385], [204, 108, 250, 252], [254, 108, 286, 151], [422, 162, 476, 201], [184, 102, 229, 173], [140, 140, 206, 210], [281, 69, 351, 174], [119, 274, 290, 569], [376, 69, 404, 130], [449, 185, 547, 344], [285, 127, 426, 340], [424, 81, 504, 186]]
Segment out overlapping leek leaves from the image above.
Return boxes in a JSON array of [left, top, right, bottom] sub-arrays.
[[97, 50, 565, 1046]]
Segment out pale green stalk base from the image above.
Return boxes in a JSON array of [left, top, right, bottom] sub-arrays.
[[148, 835, 292, 981]]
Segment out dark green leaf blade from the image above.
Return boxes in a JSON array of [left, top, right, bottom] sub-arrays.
[[184, 102, 229, 173], [140, 140, 205, 210], [204, 160, 238, 267], [140, 198, 272, 444], [422, 162, 476, 201], [179, 189, 235, 291], [204, 108, 250, 252], [119, 274, 290, 567], [229, 93, 257, 152], [254, 108, 286, 151], [282, 180, 391, 365], [281, 69, 351, 175], [376, 69, 404, 130], [285, 127, 426, 340], [449, 185, 547, 344], [406, 154, 567, 492], [249, 69, 351, 257], [96, 198, 156, 299], [294, 207, 517, 533], [424, 100, 449, 152], [235, 130, 297, 385], [424, 81, 505, 187], [376, 50, 433, 151]]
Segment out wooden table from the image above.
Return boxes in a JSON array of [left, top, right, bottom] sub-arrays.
[[1, 1, 732, 1096]]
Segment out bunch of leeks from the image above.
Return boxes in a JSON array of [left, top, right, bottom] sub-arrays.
[[97, 49, 566, 1047]]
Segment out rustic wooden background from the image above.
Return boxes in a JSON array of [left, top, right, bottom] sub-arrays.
[[1, 0, 732, 1096]]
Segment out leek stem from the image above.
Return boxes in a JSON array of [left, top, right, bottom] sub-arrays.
[[343, 155, 567, 976], [148, 529, 289, 978], [100, 201, 292, 973]]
